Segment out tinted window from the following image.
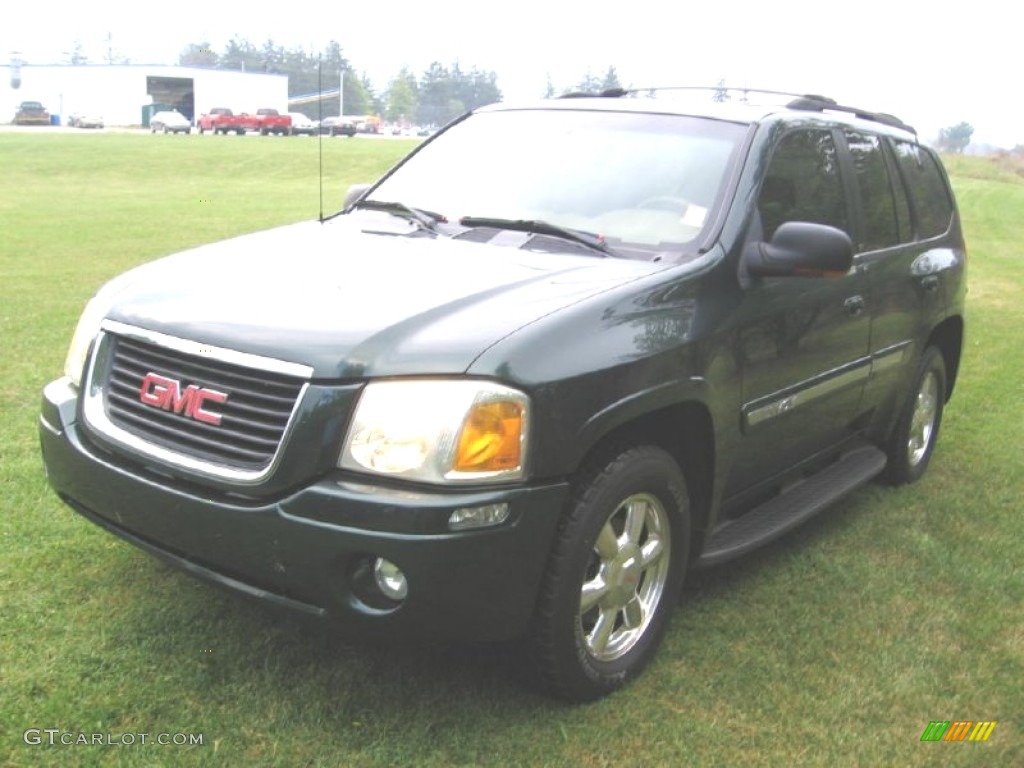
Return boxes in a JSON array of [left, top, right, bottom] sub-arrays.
[[887, 145, 914, 244], [758, 130, 848, 240], [892, 140, 954, 239], [844, 131, 899, 251]]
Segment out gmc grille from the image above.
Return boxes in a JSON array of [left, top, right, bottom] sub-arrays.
[[103, 335, 305, 471]]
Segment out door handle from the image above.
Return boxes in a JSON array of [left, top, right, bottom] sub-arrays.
[[843, 295, 866, 316]]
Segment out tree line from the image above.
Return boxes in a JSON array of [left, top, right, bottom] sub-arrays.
[[178, 38, 502, 126]]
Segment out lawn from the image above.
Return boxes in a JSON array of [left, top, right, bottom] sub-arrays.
[[1, 133, 1020, 767]]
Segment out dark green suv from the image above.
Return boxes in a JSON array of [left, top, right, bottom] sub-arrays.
[[40, 90, 966, 701]]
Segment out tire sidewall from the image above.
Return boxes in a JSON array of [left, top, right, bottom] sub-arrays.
[[537, 446, 690, 700], [886, 346, 947, 485]]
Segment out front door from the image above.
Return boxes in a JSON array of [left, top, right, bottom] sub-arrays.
[[728, 127, 872, 493]]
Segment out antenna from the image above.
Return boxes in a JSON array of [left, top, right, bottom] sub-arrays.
[[318, 55, 324, 223]]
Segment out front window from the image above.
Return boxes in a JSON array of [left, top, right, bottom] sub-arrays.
[[364, 108, 745, 256], [757, 129, 849, 241]]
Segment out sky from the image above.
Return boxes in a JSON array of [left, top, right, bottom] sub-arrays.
[[5, 0, 1019, 147]]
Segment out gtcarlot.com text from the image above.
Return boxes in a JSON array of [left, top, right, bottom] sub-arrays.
[[24, 729, 204, 747]]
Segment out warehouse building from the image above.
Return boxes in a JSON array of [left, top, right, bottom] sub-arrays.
[[2, 64, 288, 126]]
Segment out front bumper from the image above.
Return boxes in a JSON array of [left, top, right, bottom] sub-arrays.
[[40, 377, 568, 641]]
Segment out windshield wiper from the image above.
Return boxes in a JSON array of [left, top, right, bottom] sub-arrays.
[[458, 216, 613, 256], [351, 199, 445, 233]]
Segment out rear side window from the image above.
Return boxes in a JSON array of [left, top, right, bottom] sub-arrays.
[[892, 140, 954, 239], [844, 130, 900, 252], [758, 129, 848, 240]]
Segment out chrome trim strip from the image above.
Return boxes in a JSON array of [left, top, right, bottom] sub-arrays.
[[870, 341, 912, 376], [101, 319, 314, 379], [744, 360, 870, 429], [82, 327, 311, 485]]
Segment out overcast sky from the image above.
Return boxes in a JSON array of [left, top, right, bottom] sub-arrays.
[[6, 0, 1019, 146]]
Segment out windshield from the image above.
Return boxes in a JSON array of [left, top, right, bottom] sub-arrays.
[[366, 108, 745, 255]]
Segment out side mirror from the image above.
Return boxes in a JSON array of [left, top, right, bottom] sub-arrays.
[[343, 183, 372, 210], [744, 222, 853, 279]]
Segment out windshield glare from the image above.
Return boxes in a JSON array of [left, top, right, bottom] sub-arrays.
[[367, 108, 745, 253]]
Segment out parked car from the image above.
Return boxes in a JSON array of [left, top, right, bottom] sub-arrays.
[[150, 111, 191, 134], [73, 113, 105, 129], [41, 89, 966, 702], [319, 116, 357, 137], [287, 112, 317, 136], [13, 100, 49, 125]]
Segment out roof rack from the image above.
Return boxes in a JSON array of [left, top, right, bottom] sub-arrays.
[[557, 86, 916, 136]]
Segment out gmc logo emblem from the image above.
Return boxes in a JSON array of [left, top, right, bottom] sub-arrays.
[[138, 372, 228, 425]]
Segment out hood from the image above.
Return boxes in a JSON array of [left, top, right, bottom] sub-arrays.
[[104, 217, 668, 379]]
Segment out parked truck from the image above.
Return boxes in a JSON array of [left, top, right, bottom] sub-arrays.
[[197, 108, 247, 135], [253, 109, 292, 136]]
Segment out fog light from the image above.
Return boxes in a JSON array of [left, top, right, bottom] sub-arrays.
[[373, 558, 408, 601], [448, 502, 510, 531]]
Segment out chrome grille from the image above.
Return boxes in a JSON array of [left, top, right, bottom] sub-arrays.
[[102, 334, 306, 471]]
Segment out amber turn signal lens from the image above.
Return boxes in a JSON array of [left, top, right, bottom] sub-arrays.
[[453, 401, 523, 472]]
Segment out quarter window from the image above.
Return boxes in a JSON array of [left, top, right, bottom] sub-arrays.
[[892, 140, 954, 239]]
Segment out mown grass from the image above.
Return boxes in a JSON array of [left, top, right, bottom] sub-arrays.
[[1, 134, 1021, 767]]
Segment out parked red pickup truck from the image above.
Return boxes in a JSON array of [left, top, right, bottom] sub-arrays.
[[197, 108, 246, 135], [253, 109, 292, 136]]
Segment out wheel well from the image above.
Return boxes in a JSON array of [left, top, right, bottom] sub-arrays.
[[578, 403, 715, 560], [927, 316, 963, 400]]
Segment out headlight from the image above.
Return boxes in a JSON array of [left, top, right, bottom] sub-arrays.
[[339, 380, 529, 484], [63, 295, 109, 386]]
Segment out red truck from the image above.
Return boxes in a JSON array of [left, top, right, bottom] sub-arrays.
[[253, 108, 292, 136], [197, 108, 292, 136], [197, 108, 247, 135]]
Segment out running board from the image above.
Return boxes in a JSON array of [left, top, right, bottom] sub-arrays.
[[696, 445, 887, 568]]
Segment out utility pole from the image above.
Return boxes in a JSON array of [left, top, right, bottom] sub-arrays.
[[339, 69, 345, 116]]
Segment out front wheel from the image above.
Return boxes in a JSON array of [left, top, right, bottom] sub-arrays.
[[529, 445, 689, 702], [882, 346, 947, 485]]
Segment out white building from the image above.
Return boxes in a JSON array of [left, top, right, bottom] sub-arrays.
[[2, 64, 289, 126]]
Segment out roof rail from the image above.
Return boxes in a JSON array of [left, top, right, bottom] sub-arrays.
[[557, 86, 916, 136], [785, 94, 916, 135]]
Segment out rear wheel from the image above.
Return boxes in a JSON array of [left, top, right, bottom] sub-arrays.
[[883, 346, 946, 485], [530, 445, 689, 702]]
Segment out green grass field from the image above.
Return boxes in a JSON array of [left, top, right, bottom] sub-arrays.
[[1, 133, 1021, 767]]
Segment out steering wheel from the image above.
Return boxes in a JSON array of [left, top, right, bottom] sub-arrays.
[[636, 196, 692, 213]]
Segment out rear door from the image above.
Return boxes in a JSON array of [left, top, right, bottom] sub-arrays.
[[845, 133, 962, 420]]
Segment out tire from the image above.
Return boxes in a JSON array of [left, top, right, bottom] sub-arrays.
[[882, 346, 946, 485], [529, 445, 689, 702]]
